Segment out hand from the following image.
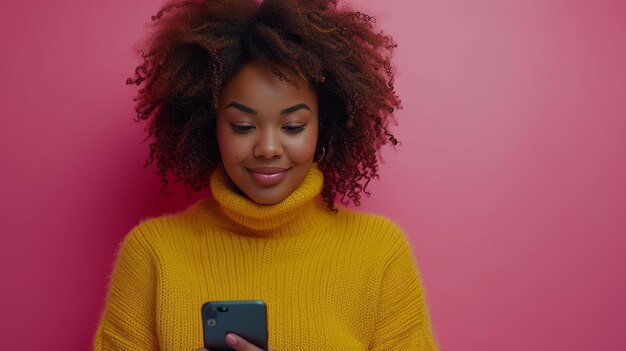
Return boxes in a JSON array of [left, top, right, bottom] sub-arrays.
[[196, 332, 275, 351]]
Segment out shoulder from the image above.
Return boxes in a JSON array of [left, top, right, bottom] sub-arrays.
[[336, 206, 405, 233], [119, 201, 206, 251], [333, 206, 411, 253], [331, 208, 424, 293]]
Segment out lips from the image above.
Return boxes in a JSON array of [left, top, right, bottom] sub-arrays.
[[246, 167, 291, 186]]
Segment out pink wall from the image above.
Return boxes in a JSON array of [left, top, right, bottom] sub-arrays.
[[1, 0, 625, 350]]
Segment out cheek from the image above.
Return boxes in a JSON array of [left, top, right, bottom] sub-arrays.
[[219, 143, 244, 163], [216, 124, 243, 163], [287, 128, 318, 162]]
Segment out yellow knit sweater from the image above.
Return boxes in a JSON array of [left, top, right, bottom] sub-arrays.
[[93, 165, 439, 350]]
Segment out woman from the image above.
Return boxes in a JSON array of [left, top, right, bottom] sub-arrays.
[[94, 0, 439, 350]]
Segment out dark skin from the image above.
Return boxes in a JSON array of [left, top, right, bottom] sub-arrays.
[[196, 332, 274, 351], [216, 62, 319, 206]]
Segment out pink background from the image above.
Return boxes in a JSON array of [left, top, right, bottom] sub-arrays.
[[1, 0, 625, 350]]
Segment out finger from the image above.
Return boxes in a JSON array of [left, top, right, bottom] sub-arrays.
[[225, 333, 264, 351]]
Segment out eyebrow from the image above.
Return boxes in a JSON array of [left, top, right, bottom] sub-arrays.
[[224, 102, 311, 116], [280, 103, 311, 115]]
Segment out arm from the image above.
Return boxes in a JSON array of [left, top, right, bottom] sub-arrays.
[[369, 227, 439, 351], [93, 225, 159, 351]]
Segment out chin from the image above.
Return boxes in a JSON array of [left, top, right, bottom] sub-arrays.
[[246, 188, 291, 205], [252, 197, 283, 205], [227, 163, 313, 205]]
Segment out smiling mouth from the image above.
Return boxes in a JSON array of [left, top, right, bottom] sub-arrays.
[[246, 167, 291, 186]]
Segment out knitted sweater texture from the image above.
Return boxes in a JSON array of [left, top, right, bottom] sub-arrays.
[[93, 165, 439, 350]]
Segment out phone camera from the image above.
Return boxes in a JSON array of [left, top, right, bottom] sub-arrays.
[[218, 307, 229, 312], [207, 319, 217, 327], [206, 308, 217, 318]]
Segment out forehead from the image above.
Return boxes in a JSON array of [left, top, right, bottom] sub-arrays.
[[218, 62, 317, 111]]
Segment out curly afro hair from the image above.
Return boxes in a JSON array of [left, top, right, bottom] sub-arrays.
[[127, 0, 401, 211]]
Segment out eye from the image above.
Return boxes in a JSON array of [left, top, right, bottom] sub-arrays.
[[231, 124, 255, 134], [283, 124, 306, 134]]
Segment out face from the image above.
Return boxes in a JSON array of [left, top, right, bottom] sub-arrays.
[[216, 62, 319, 205]]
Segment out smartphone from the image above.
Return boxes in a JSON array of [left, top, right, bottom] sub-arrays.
[[201, 300, 268, 351]]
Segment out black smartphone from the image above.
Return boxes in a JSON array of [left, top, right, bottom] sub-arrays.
[[201, 300, 268, 351]]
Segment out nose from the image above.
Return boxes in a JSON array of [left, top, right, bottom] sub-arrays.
[[253, 128, 283, 159]]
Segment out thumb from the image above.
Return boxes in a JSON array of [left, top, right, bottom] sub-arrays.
[[225, 333, 268, 351]]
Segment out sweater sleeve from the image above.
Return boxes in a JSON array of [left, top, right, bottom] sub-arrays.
[[369, 225, 439, 351], [93, 224, 159, 351]]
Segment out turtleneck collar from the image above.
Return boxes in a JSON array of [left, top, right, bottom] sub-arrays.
[[196, 163, 333, 238]]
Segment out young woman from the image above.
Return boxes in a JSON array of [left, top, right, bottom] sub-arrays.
[[94, 0, 439, 350]]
